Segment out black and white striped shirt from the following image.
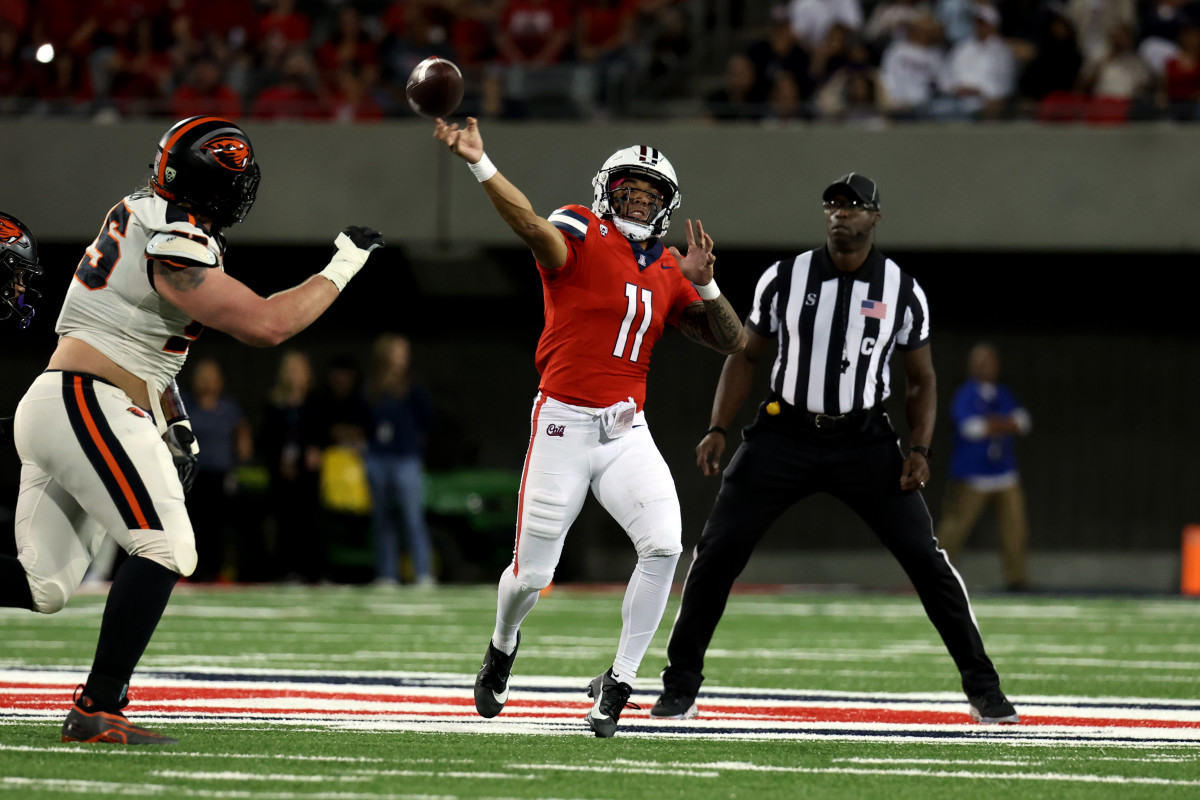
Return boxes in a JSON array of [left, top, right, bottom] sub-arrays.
[[746, 246, 930, 415]]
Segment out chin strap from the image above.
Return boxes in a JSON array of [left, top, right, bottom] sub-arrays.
[[612, 216, 655, 242]]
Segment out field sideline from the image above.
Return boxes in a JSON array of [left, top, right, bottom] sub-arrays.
[[2, 583, 1198, 799]]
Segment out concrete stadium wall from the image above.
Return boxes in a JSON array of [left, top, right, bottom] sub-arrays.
[[3, 120, 1200, 251]]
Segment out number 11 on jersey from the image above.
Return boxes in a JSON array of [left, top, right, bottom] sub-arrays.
[[613, 283, 653, 363]]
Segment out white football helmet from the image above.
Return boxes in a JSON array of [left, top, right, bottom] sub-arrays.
[[591, 146, 681, 241]]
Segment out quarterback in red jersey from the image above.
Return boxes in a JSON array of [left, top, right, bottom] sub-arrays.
[[435, 117, 745, 738]]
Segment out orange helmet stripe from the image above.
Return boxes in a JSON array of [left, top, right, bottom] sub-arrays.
[[156, 116, 234, 186]]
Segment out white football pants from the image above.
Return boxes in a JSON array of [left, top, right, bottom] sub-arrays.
[[12, 371, 196, 613], [493, 393, 682, 681]]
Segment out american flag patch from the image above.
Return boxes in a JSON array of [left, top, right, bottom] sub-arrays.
[[861, 299, 887, 319]]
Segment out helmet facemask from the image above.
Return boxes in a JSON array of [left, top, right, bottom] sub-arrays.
[[591, 146, 681, 241], [0, 213, 42, 329]]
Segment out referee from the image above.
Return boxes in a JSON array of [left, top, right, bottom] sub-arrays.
[[651, 174, 1018, 725]]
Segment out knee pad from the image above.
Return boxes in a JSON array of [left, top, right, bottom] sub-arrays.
[[514, 566, 555, 592], [127, 530, 195, 577], [29, 577, 71, 614], [634, 526, 683, 560]]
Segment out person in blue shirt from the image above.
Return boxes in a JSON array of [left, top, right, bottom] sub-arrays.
[[936, 343, 1032, 591], [366, 333, 436, 586]]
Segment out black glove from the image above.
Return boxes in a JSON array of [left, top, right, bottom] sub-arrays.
[[341, 226, 385, 253], [0, 416, 12, 446], [165, 418, 199, 493]]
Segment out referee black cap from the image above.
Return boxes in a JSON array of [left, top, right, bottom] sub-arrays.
[[823, 173, 880, 210]]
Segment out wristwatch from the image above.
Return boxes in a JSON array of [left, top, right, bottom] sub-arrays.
[[909, 444, 932, 461]]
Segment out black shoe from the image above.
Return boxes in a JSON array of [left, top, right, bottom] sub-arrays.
[[584, 668, 639, 738], [650, 686, 698, 720], [968, 687, 1020, 724], [473, 632, 519, 718], [61, 687, 177, 745]]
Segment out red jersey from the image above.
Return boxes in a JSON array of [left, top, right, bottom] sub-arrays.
[[535, 205, 700, 410]]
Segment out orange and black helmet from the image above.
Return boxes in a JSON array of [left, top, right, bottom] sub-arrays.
[[150, 116, 261, 230], [0, 211, 41, 328]]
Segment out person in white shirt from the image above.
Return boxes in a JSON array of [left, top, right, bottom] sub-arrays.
[[933, 4, 1016, 118], [789, 0, 864, 51], [880, 12, 947, 117]]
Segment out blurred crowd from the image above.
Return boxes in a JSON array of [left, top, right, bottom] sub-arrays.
[[1, 0, 1197, 123]]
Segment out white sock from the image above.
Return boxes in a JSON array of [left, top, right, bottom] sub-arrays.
[[611, 552, 680, 682], [492, 564, 539, 656]]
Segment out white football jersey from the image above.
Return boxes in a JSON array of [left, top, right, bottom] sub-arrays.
[[56, 191, 225, 397]]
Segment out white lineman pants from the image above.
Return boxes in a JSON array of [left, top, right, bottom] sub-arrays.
[[12, 371, 196, 613], [510, 393, 683, 590]]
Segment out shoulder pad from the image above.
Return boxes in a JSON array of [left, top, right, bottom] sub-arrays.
[[548, 206, 592, 242], [145, 231, 218, 269]]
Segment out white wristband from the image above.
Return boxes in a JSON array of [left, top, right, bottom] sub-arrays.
[[694, 279, 721, 300], [318, 232, 371, 292], [468, 153, 497, 182]]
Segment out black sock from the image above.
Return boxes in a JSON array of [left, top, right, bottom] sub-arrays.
[[0, 555, 34, 610], [77, 673, 129, 713], [88, 555, 178, 703]]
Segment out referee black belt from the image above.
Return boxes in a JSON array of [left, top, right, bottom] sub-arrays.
[[801, 409, 872, 430]]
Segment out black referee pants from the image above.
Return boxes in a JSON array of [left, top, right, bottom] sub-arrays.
[[662, 404, 1002, 698]]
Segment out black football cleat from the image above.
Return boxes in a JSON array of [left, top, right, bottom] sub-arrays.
[[584, 668, 639, 738], [474, 632, 519, 718], [968, 687, 1020, 724], [61, 689, 177, 745], [650, 686, 699, 720]]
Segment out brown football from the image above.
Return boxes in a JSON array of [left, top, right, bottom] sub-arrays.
[[406, 57, 465, 119]]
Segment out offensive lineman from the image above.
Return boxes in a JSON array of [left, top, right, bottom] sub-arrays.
[[434, 117, 746, 738], [0, 116, 384, 744]]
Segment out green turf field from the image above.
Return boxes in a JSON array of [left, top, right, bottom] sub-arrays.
[[2, 584, 1199, 799]]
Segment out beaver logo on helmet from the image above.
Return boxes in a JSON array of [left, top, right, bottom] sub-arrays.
[[201, 137, 252, 172], [0, 218, 26, 245]]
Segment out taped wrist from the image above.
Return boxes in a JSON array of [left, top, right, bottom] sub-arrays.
[[469, 153, 497, 182], [694, 279, 720, 300], [319, 233, 371, 292]]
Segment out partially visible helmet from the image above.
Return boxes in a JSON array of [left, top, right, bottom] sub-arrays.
[[0, 211, 42, 329], [150, 116, 261, 230], [591, 146, 681, 241]]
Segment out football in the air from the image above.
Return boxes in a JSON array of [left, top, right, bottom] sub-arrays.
[[406, 56, 465, 119]]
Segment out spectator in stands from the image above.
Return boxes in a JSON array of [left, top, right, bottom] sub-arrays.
[[1162, 21, 1200, 119], [575, 0, 638, 114], [316, 5, 381, 87], [705, 52, 767, 121], [809, 22, 858, 88], [105, 16, 172, 116], [258, 0, 310, 47], [181, 358, 253, 583], [935, 0, 982, 43], [28, 44, 93, 116], [788, 0, 864, 52], [329, 65, 385, 122], [746, 8, 813, 105], [814, 41, 883, 123], [636, 1, 693, 99], [762, 67, 809, 122], [933, 3, 1016, 118], [879, 11, 946, 119], [251, 46, 329, 120], [1017, 5, 1083, 104], [864, 0, 932, 54], [0, 22, 33, 104], [171, 56, 242, 119], [1078, 22, 1153, 102], [1067, 0, 1135, 62], [496, 0, 572, 66], [997, 0, 1042, 62]]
